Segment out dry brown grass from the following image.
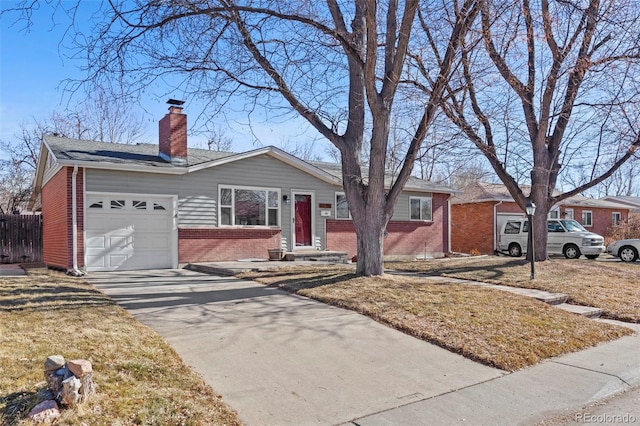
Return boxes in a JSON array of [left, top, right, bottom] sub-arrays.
[[386, 256, 640, 323], [240, 266, 631, 372], [0, 268, 242, 426]]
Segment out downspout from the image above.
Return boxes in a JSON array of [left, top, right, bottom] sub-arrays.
[[494, 200, 503, 253], [447, 194, 452, 256], [70, 165, 84, 276]]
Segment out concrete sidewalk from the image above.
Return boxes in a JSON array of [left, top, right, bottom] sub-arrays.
[[0, 264, 26, 276], [88, 269, 640, 426], [352, 320, 640, 425]]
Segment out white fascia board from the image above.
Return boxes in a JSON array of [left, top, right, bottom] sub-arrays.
[[404, 185, 462, 195], [451, 197, 512, 205]]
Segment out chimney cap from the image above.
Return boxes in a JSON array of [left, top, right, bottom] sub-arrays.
[[167, 99, 185, 106]]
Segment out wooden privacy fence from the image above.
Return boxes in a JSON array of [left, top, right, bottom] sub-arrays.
[[0, 214, 43, 264]]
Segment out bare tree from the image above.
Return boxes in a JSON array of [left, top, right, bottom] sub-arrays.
[[204, 126, 234, 152], [79, 88, 147, 144], [5, 0, 479, 275], [0, 100, 146, 212], [0, 159, 32, 214], [423, 0, 640, 260]]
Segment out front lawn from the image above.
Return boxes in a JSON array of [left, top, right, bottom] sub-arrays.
[[386, 256, 640, 323], [239, 266, 631, 372], [0, 268, 242, 426]]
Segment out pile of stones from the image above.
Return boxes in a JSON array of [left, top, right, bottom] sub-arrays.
[[27, 355, 96, 423]]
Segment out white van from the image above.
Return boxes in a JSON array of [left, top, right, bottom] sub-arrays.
[[498, 219, 605, 259]]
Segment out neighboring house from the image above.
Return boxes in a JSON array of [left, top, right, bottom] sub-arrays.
[[451, 182, 632, 255], [29, 105, 458, 272], [601, 196, 640, 220]]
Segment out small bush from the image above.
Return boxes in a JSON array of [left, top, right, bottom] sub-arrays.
[[606, 215, 640, 244]]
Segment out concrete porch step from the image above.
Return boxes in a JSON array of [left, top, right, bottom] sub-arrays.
[[556, 303, 604, 319], [283, 250, 349, 263]]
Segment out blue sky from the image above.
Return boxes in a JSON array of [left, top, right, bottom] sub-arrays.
[[0, 2, 323, 161]]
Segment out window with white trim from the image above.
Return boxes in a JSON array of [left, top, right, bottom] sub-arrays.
[[581, 210, 593, 227], [219, 185, 280, 226], [612, 212, 622, 226], [548, 208, 560, 219], [335, 193, 351, 219], [409, 195, 432, 221]]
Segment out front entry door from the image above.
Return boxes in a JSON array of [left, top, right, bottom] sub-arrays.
[[293, 193, 313, 247]]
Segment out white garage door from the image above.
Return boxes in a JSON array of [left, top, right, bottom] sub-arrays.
[[85, 194, 176, 272]]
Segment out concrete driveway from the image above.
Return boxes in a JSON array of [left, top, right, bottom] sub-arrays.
[[88, 269, 503, 425]]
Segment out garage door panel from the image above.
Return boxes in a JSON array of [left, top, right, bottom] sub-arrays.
[[86, 235, 107, 249], [85, 194, 175, 272]]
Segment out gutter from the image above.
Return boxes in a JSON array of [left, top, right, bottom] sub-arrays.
[[70, 165, 84, 276]]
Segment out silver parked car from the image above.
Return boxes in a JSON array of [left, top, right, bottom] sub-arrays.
[[606, 239, 640, 262]]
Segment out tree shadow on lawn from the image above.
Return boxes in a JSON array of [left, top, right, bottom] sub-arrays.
[[0, 284, 115, 312], [388, 258, 529, 282], [245, 269, 359, 292], [0, 387, 51, 425]]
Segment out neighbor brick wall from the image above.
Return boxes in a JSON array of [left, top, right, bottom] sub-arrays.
[[326, 193, 449, 258], [41, 167, 84, 270], [560, 206, 629, 238], [178, 228, 282, 262], [451, 202, 496, 254]]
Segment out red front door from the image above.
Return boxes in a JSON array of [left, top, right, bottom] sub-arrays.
[[294, 194, 312, 246]]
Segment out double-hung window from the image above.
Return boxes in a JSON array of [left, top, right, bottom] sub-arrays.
[[219, 185, 280, 226], [409, 195, 432, 221], [581, 210, 593, 227], [612, 212, 622, 226], [335, 193, 351, 219]]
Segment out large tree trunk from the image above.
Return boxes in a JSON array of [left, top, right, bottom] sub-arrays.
[[528, 210, 549, 262], [352, 212, 388, 276]]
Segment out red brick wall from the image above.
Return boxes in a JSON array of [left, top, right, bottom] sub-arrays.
[[41, 167, 84, 269], [178, 228, 282, 262], [496, 202, 524, 214], [159, 106, 187, 161], [450, 200, 630, 255], [559, 206, 628, 237], [325, 193, 449, 258], [451, 202, 496, 254]]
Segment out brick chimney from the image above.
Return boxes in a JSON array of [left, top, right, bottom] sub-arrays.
[[159, 102, 187, 165]]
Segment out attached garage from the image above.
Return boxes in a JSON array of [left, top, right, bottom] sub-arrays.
[[85, 193, 177, 271]]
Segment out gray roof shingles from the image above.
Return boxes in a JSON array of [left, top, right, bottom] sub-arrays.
[[44, 135, 457, 193]]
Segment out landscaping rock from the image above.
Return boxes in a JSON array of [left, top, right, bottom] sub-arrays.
[[68, 359, 93, 378], [44, 355, 65, 371], [41, 354, 97, 408], [61, 376, 82, 406], [27, 400, 60, 423]]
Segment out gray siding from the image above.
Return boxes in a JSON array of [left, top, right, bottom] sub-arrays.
[[85, 155, 343, 249], [85, 155, 440, 250]]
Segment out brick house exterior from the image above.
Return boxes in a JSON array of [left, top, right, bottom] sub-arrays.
[[30, 105, 457, 272], [326, 192, 451, 258], [41, 166, 84, 269], [451, 182, 632, 255]]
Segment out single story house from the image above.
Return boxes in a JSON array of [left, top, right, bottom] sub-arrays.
[[601, 196, 640, 220], [451, 182, 632, 255], [29, 105, 458, 272]]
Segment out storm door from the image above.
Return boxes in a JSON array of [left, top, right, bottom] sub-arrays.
[[293, 192, 313, 248]]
